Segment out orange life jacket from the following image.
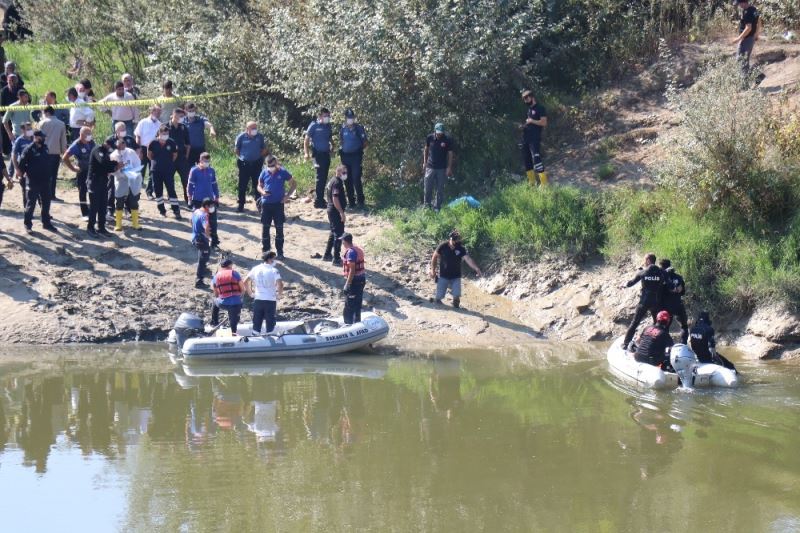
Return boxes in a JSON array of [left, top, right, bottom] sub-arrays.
[[343, 246, 366, 278], [215, 269, 242, 299]]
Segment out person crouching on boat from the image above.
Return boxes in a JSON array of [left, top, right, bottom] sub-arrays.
[[210, 257, 245, 335], [690, 311, 737, 371], [634, 310, 674, 367], [244, 251, 284, 335]]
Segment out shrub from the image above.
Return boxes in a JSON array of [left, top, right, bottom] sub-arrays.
[[657, 59, 798, 223], [596, 163, 617, 181]]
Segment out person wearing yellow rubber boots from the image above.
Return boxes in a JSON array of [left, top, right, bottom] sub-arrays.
[[520, 90, 549, 186], [110, 137, 143, 231]]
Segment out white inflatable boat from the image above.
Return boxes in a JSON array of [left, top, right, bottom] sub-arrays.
[[607, 337, 739, 390], [168, 312, 390, 361]]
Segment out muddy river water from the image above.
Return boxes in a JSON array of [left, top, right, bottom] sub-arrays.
[[1, 344, 799, 532]]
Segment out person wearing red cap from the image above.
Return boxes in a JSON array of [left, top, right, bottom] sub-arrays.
[[634, 310, 674, 367]]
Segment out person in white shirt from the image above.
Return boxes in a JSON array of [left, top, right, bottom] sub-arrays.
[[244, 251, 284, 334], [67, 85, 94, 141], [99, 81, 139, 137], [110, 137, 143, 231], [134, 105, 162, 199]]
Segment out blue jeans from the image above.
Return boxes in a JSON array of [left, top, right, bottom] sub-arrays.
[[436, 277, 462, 301], [210, 297, 242, 333]]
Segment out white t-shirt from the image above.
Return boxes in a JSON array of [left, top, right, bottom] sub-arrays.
[[245, 263, 281, 301], [134, 116, 161, 148], [100, 91, 138, 122], [69, 97, 94, 128]]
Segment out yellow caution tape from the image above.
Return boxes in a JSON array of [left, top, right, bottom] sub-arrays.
[[0, 87, 265, 113]]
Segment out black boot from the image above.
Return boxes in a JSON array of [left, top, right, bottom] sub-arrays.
[[323, 234, 334, 261]]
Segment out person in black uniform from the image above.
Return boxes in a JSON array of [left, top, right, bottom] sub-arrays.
[[690, 311, 737, 371], [18, 130, 56, 232], [148, 124, 181, 219], [634, 310, 674, 367], [660, 259, 688, 344], [733, 1, 761, 74], [87, 136, 120, 236], [520, 89, 549, 186], [322, 164, 348, 266], [167, 108, 191, 206], [0, 149, 12, 209], [621, 253, 667, 350]]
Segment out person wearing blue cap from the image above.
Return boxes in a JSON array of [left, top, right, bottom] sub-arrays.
[[304, 107, 333, 209], [422, 122, 454, 211], [339, 108, 368, 209]]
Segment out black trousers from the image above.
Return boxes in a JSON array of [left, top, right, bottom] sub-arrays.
[[623, 303, 659, 348], [237, 158, 263, 208], [260, 202, 285, 253], [194, 238, 210, 282], [153, 171, 180, 214], [324, 208, 344, 259], [252, 299, 277, 334], [175, 157, 190, 204], [115, 192, 140, 211], [210, 299, 242, 333], [344, 278, 366, 325], [188, 146, 205, 168], [522, 138, 545, 172], [48, 154, 61, 198], [143, 155, 152, 195], [191, 199, 219, 246], [76, 168, 89, 216], [87, 186, 108, 230], [24, 181, 51, 227], [667, 303, 689, 344], [341, 151, 364, 206], [312, 149, 331, 205]]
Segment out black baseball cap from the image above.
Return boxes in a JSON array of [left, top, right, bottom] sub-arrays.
[[220, 258, 234, 267], [33, 130, 46, 139], [338, 232, 353, 242], [344, 108, 355, 118], [105, 135, 117, 146]]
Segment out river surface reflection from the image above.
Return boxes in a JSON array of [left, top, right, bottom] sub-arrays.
[[1, 345, 799, 532]]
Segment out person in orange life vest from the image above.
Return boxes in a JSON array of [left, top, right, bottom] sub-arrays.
[[340, 232, 366, 324], [210, 257, 245, 334], [634, 310, 674, 368]]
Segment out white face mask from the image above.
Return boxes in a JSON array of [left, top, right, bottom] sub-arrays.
[[85, 135, 93, 142], [346, 118, 355, 126], [248, 128, 258, 136], [159, 134, 168, 141], [198, 161, 209, 169], [340, 173, 348, 180], [77, 91, 86, 99], [187, 112, 196, 118], [321, 116, 330, 125], [209, 206, 216, 214], [23, 130, 33, 138]]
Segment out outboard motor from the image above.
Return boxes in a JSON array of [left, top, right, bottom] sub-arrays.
[[173, 312, 204, 350], [670, 344, 698, 388]]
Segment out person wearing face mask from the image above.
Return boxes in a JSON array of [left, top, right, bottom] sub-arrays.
[[183, 102, 217, 169], [147, 124, 181, 219], [11, 122, 34, 207], [167, 108, 191, 206], [191, 198, 214, 289], [187, 152, 220, 248], [304, 107, 333, 209], [135, 105, 162, 200], [86, 136, 121, 236], [37, 106, 68, 202], [422, 123, 455, 211], [18, 130, 57, 232], [110, 137, 143, 231], [520, 90, 549, 187], [322, 164, 348, 266], [67, 86, 93, 142], [62, 126, 96, 220], [257, 155, 296, 259], [339, 108, 368, 209], [0, 73, 21, 155], [234, 121, 267, 213]]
